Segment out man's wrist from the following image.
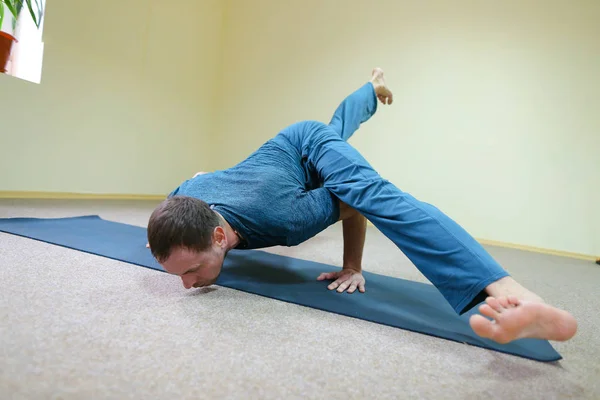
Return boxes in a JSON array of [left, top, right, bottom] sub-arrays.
[[342, 264, 362, 272]]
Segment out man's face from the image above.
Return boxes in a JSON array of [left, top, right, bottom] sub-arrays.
[[161, 246, 225, 289]]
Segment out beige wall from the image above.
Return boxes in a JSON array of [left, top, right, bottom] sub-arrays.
[[216, 0, 599, 256], [0, 0, 223, 195], [0, 0, 597, 256]]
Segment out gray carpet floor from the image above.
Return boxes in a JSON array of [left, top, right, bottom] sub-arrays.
[[0, 199, 598, 399]]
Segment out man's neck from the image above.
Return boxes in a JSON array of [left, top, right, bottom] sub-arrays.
[[214, 211, 240, 250]]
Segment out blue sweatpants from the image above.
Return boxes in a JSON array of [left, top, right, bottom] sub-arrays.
[[278, 82, 509, 314]]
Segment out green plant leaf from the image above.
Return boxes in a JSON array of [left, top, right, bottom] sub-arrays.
[[34, 0, 42, 16], [13, 0, 23, 14], [34, 0, 43, 27], [4, 0, 19, 20], [0, 4, 4, 33], [10, 0, 40, 28], [24, 0, 39, 27]]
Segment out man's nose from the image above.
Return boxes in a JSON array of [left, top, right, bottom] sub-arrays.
[[182, 276, 197, 289]]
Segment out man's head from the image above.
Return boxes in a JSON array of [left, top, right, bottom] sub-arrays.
[[147, 196, 228, 289]]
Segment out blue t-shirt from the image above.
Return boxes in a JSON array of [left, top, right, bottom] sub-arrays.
[[169, 135, 340, 250]]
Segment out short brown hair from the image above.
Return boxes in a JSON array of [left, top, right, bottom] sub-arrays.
[[147, 196, 221, 262]]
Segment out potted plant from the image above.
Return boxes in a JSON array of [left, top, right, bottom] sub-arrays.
[[0, 0, 44, 73]]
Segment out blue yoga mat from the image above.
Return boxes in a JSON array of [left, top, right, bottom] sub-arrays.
[[0, 215, 561, 362]]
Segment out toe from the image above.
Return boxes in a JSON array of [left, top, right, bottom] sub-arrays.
[[486, 297, 505, 313], [498, 296, 510, 309], [470, 314, 497, 339], [507, 296, 521, 307], [479, 304, 499, 319]]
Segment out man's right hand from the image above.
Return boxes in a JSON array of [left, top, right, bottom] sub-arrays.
[[317, 268, 366, 294]]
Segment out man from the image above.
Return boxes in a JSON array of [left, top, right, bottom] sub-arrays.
[[147, 68, 577, 345]]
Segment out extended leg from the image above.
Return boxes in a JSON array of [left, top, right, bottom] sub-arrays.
[[306, 127, 507, 314], [304, 127, 577, 342]]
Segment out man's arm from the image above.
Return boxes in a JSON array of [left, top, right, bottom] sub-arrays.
[[342, 209, 367, 271], [317, 202, 367, 293]]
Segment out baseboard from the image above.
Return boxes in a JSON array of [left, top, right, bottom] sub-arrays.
[[1, 191, 597, 262], [476, 238, 597, 262], [0, 191, 165, 201]]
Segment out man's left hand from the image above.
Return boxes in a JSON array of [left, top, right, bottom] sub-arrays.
[[317, 268, 366, 294]]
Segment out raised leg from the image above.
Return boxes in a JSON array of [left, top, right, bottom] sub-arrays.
[[328, 68, 393, 141]]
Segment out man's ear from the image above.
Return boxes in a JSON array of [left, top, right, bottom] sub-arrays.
[[213, 226, 227, 247]]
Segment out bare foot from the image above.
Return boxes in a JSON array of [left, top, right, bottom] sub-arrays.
[[485, 276, 544, 303], [470, 296, 578, 344], [370, 67, 393, 105]]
